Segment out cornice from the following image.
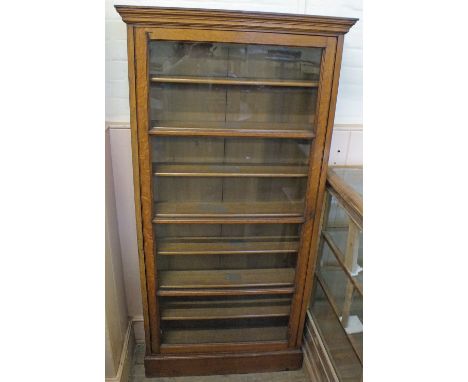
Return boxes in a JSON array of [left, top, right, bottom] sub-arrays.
[[115, 6, 357, 36]]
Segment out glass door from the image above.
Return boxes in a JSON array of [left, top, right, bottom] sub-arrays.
[[147, 39, 323, 349]]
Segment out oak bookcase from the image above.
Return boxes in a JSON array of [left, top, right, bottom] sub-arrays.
[[115, 5, 356, 377]]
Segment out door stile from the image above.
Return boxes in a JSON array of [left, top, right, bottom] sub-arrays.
[[127, 24, 152, 355], [294, 35, 346, 347], [288, 37, 338, 347], [134, 27, 161, 353]]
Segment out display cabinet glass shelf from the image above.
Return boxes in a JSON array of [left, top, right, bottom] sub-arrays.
[[116, 6, 356, 377], [307, 166, 363, 381]]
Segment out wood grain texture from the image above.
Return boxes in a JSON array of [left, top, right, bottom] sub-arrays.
[[134, 27, 161, 353], [117, 6, 356, 374], [126, 25, 152, 355], [294, 35, 346, 348], [154, 164, 309, 178], [161, 298, 291, 321], [144, 349, 303, 377], [115, 6, 357, 36], [145, 27, 331, 48], [288, 37, 337, 347], [157, 287, 295, 297], [151, 76, 319, 88], [154, 201, 304, 219], [160, 340, 288, 355], [150, 123, 315, 139], [153, 216, 306, 224]]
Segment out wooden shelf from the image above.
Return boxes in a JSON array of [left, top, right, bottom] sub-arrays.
[[154, 164, 309, 178], [150, 126, 314, 139], [151, 76, 319, 88], [159, 268, 295, 289], [153, 201, 304, 224], [161, 300, 291, 321], [158, 287, 295, 297], [158, 240, 299, 255], [162, 325, 288, 344], [149, 121, 315, 139]]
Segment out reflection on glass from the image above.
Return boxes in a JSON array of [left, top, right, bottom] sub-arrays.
[[148, 39, 319, 348], [155, 223, 300, 273], [161, 317, 289, 344], [150, 84, 316, 129], [159, 294, 291, 344], [152, 137, 310, 165], [151, 137, 310, 217], [149, 41, 321, 133], [149, 41, 322, 81], [317, 241, 349, 311], [324, 194, 350, 254], [330, 167, 363, 197], [311, 282, 362, 381]]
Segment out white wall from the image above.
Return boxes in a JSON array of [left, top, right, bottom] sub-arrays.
[[105, 129, 130, 374], [105, 0, 363, 341]]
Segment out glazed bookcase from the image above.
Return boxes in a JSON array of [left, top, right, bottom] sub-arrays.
[[116, 6, 356, 377]]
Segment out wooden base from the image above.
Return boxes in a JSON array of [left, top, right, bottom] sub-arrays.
[[144, 348, 303, 377]]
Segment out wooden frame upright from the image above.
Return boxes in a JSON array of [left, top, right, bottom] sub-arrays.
[[116, 5, 357, 377]]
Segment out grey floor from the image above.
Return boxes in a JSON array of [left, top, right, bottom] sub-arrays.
[[130, 344, 309, 382]]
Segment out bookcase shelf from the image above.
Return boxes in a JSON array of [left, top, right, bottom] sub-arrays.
[[153, 201, 304, 220], [158, 239, 299, 255], [151, 76, 319, 88], [154, 164, 309, 178], [157, 287, 295, 297], [160, 297, 291, 321], [159, 268, 295, 290], [150, 126, 315, 139]]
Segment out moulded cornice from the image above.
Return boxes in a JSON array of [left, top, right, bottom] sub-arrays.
[[115, 6, 358, 36]]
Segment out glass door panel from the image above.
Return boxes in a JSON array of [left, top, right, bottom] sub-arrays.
[[155, 223, 299, 291], [152, 137, 310, 164], [148, 38, 321, 348], [149, 41, 322, 81], [161, 317, 289, 345], [160, 294, 291, 344], [149, 41, 322, 135], [152, 136, 310, 219], [150, 84, 316, 126]]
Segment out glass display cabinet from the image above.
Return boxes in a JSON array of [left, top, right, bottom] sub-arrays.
[[116, 6, 357, 377], [306, 167, 363, 381]]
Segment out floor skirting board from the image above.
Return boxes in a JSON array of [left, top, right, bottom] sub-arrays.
[[130, 316, 145, 344], [106, 320, 135, 382]]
